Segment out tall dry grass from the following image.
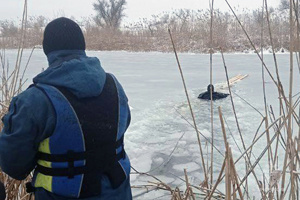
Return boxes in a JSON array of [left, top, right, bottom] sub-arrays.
[[0, 1, 34, 199], [131, 0, 300, 199]]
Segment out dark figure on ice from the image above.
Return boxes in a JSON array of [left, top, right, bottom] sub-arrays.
[[198, 84, 229, 100], [0, 17, 132, 200]]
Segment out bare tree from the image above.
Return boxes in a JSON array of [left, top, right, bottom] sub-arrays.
[[0, 20, 18, 37], [93, 0, 126, 29], [279, 0, 289, 11]]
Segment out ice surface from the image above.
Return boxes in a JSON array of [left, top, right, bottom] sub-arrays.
[[3, 49, 300, 199]]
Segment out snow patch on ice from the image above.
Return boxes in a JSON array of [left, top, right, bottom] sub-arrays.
[[172, 162, 201, 172], [153, 157, 164, 165]]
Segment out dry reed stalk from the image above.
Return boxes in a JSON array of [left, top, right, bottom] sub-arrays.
[[168, 28, 208, 186], [231, 91, 264, 118], [220, 108, 230, 200], [263, 5, 298, 182], [209, 0, 215, 189], [280, 0, 297, 199], [260, 2, 274, 189], [183, 169, 195, 200], [132, 167, 196, 199], [225, 147, 231, 200], [212, 115, 284, 198], [236, 132, 279, 195], [130, 18, 299, 196], [223, 0, 281, 91], [240, 117, 284, 168], [0, 0, 35, 200], [264, 0, 286, 132], [10, 0, 28, 98], [174, 108, 224, 157], [207, 159, 226, 199], [236, 115, 285, 163], [225, 5, 297, 166], [220, 49, 264, 197], [288, 1, 296, 199], [219, 107, 243, 200], [248, 118, 266, 159], [132, 164, 226, 199], [192, 184, 225, 197], [229, 149, 243, 200], [18, 46, 38, 94]]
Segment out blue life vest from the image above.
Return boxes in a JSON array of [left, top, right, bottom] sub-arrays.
[[31, 73, 131, 198]]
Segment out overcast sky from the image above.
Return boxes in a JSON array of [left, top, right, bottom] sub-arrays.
[[0, 0, 280, 23]]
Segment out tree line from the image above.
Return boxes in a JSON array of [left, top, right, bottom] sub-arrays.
[[0, 0, 295, 53]]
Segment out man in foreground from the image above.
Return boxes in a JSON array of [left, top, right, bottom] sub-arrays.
[[0, 17, 132, 200]]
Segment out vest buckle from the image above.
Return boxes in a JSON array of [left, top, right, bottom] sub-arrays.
[[67, 150, 75, 179]]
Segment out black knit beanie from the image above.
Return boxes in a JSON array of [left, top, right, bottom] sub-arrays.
[[43, 17, 86, 55]]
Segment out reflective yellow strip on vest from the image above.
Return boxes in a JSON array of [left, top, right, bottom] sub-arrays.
[[35, 138, 53, 192]]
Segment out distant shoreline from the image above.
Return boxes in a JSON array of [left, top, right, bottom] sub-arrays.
[[2, 47, 290, 55]]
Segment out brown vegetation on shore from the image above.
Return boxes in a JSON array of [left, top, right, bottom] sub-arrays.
[[0, 6, 294, 53]]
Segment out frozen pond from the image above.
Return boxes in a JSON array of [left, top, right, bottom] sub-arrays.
[[3, 49, 300, 199]]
